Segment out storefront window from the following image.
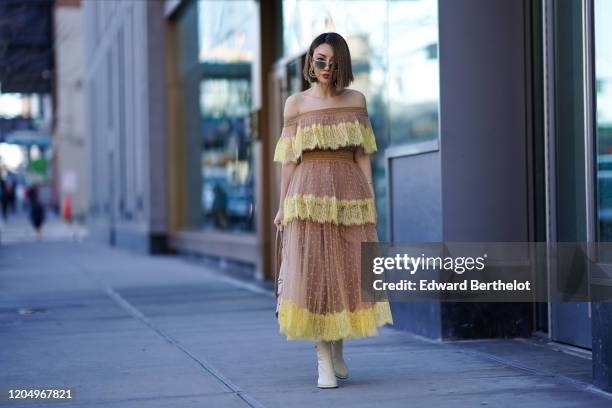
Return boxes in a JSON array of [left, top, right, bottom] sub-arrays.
[[282, 0, 439, 241], [388, 0, 439, 146], [197, 1, 258, 64], [595, 0, 612, 241], [200, 78, 255, 231], [177, 0, 258, 233]]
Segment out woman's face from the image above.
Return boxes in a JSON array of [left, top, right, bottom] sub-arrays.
[[311, 43, 335, 85]]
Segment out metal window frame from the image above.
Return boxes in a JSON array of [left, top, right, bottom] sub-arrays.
[[542, 0, 557, 338], [582, 0, 596, 318], [543, 0, 598, 337]]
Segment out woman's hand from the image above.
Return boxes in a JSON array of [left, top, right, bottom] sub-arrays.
[[274, 208, 284, 231]]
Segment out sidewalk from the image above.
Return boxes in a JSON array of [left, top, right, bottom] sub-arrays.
[[0, 212, 86, 245], [1, 238, 611, 407]]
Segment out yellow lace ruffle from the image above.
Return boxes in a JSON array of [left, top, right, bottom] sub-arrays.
[[277, 298, 393, 341], [283, 193, 376, 226], [273, 121, 378, 163]]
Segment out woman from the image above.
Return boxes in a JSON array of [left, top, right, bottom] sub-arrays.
[[273, 32, 393, 389], [28, 183, 45, 240]]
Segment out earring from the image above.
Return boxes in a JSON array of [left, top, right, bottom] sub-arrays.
[[308, 65, 316, 80]]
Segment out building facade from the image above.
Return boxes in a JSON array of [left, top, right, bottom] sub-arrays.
[[82, 0, 612, 392], [53, 0, 88, 221], [82, 0, 168, 252]]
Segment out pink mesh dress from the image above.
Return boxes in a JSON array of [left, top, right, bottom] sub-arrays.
[[273, 105, 394, 341]]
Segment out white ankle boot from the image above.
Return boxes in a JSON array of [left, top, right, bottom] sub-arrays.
[[315, 341, 338, 388], [330, 339, 349, 379]]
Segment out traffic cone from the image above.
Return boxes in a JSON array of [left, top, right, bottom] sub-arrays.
[[63, 194, 72, 222]]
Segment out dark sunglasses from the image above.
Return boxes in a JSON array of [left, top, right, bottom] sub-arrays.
[[313, 59, 336, 70]]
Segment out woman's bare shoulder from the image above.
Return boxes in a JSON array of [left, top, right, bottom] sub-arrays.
[[283, 94, 302, 120], [344, 89, 367, 108]]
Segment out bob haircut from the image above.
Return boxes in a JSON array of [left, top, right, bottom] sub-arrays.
[[302, 32, 354, 92]]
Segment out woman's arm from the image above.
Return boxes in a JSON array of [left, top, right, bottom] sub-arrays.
[[277, 95, 300, 209]]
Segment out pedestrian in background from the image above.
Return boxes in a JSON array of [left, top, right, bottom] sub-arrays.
[[7, 178, 16, 215], [0, 175, 8, 221], [28, 183, 45, 240]]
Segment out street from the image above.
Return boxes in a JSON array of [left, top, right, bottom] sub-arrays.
[[1, 217, 611, 407]]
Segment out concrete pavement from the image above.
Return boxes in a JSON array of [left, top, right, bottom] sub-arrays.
[[0, 211, 86, 245], [1, 221, 612, 407]]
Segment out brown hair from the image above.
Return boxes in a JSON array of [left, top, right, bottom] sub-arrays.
[[302, 32, 354, 92]]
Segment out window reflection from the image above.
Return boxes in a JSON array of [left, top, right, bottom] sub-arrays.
[[200, 79, 255, 231], [198, 0, 258, 63], [595, 0, 612, 241], [388, 0, 439, 145], [553, 0, 586, 244], [195, 0, 258, 232]]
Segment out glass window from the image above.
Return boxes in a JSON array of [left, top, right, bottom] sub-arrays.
[[200, 78, 255, 231], [388, 0, 439, 146], [176, 0, 258, 233], [553, 0, 586, 244], [595, 0, 612, 242], [196, 0, 258, 232], [197, 1, 258, 64]]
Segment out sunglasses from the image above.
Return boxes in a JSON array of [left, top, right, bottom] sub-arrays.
[[313, 59, 337, 70]]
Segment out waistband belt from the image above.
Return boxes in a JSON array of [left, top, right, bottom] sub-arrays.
[[301, 149, 354, 162]]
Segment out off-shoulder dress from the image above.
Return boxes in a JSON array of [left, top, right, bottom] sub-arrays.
[[273, 105, 393, 341]]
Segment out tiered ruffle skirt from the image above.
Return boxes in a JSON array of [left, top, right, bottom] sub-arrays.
[[276, 146, 393, 341]]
